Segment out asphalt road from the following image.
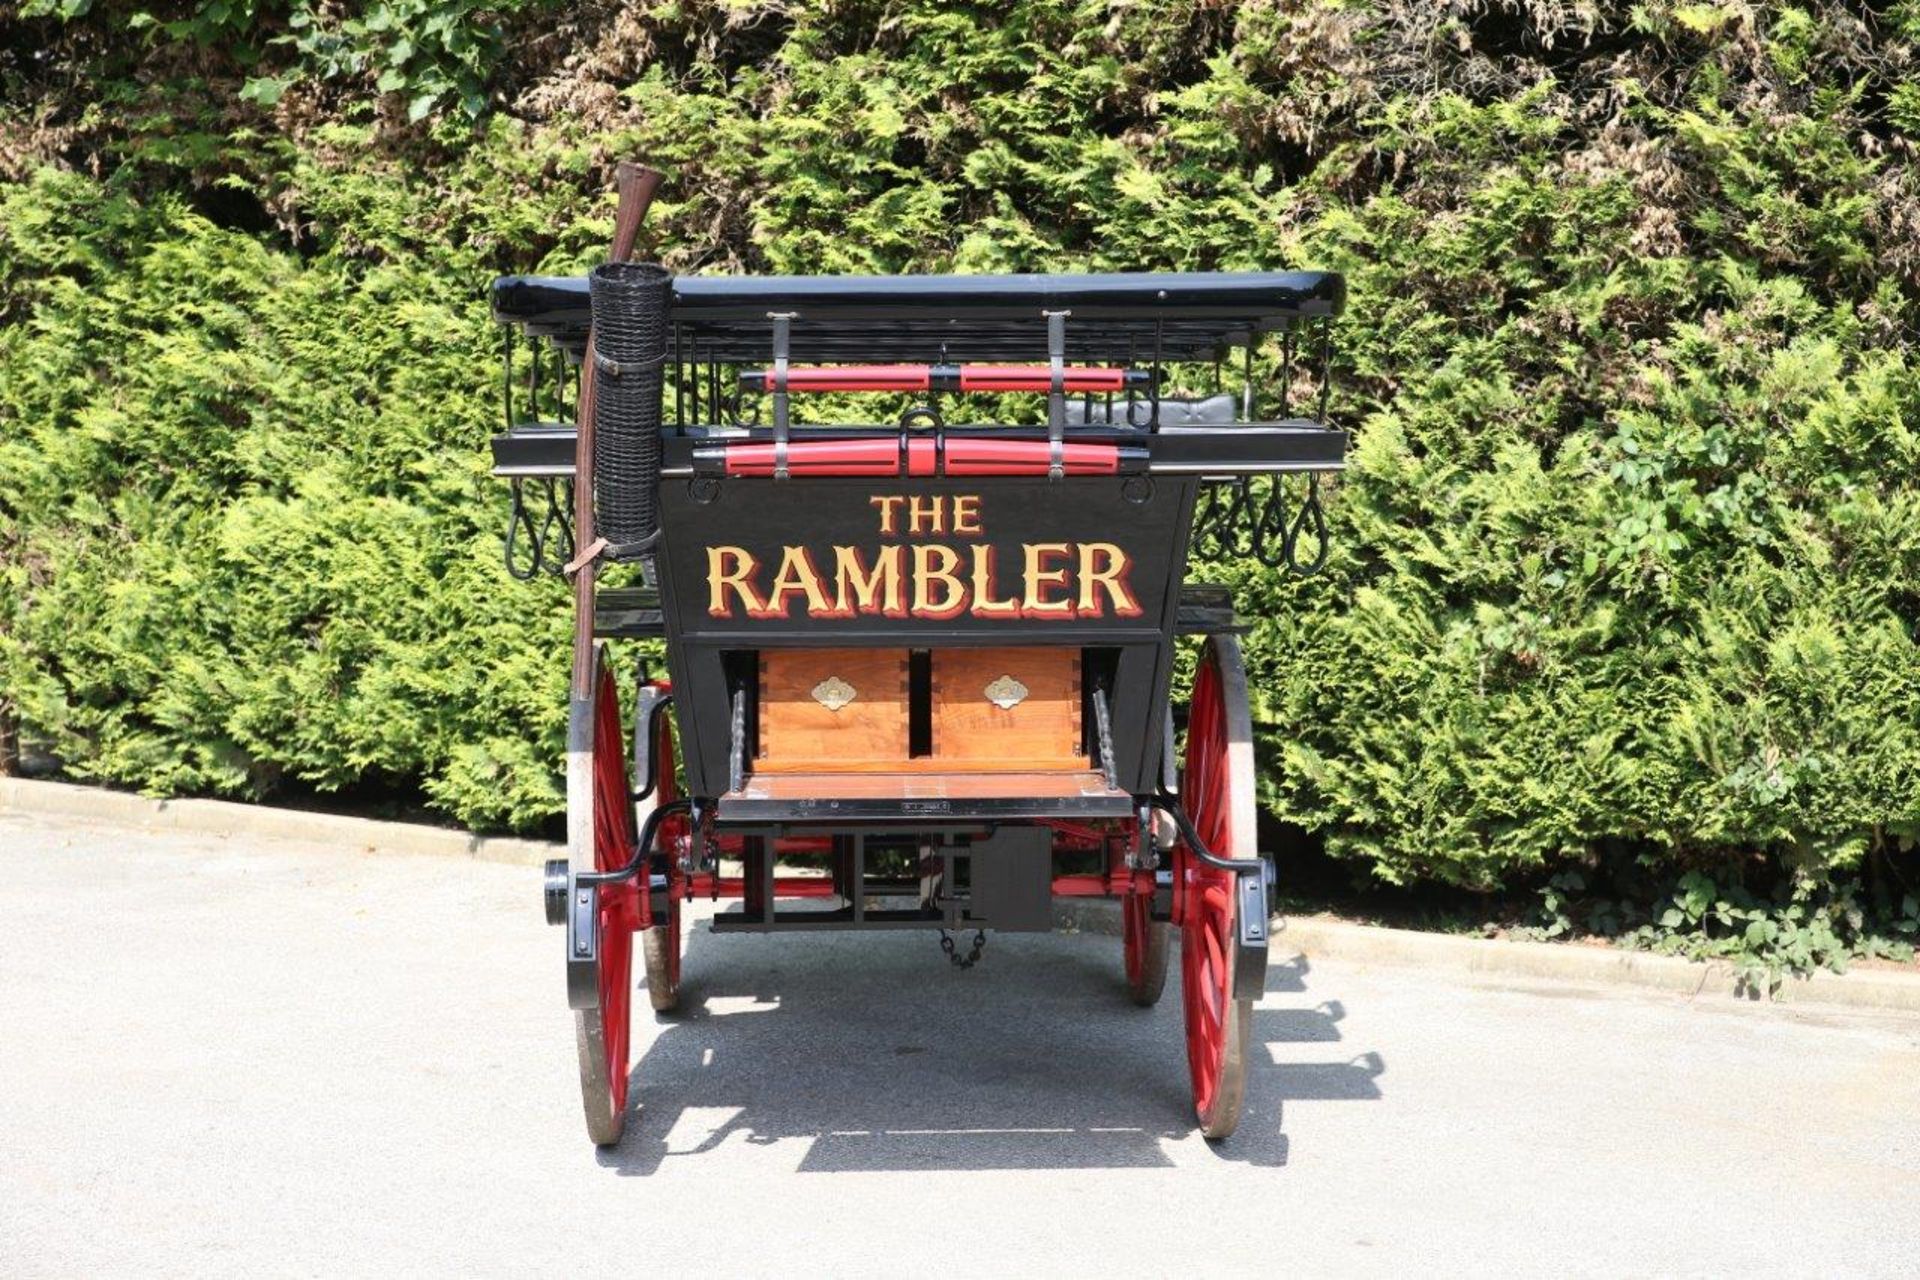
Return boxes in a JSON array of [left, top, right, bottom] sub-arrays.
[[2, 811, 1917, 1277]]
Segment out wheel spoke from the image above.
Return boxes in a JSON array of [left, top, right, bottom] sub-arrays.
[[640, 686, 684, 1015], [1177, 638, 1255, 1138], [1192, 973, 1221, 1043], [1202, 916, 1227, 989], [575, 652, 643, 1143]]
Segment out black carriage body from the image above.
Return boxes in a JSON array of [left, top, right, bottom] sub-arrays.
[[653, 473, 1197, 800], [498, 243, 1350, 1146], [493, 266, 1350, 826]]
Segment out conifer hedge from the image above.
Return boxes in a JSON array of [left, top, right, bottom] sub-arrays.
[[3, 4, 1917, 918]]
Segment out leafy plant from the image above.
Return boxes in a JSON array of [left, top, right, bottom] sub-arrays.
[[22, 0, 555, 121], [3, 0, 1918, 899], [240, 0, 555, 121], [1512, 862, 1919, 989]]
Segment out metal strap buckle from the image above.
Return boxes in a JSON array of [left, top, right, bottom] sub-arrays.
[[1042, 309, 1069, 480], [591, 348, 667, 378], [768, 311, 796, 480]]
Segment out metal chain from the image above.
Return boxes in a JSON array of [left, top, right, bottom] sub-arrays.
[[939, 929, 988, 969], [1283, 473, 1328, 575], [1192, 474, 1329, 576], [543, 479, 576, 571], [504, 479, 540, 581], [503, 477, 577, 581], [1092, 683, 1119, 791]]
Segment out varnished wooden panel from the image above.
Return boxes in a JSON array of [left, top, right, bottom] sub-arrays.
[[932, 648, 1084, 771], [757, 649, 910, 773]]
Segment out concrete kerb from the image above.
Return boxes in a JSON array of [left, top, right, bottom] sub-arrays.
[[6, 776, 1917, 1015], [1058, 899, 1920, 1016], [0, 776, 559, 868]]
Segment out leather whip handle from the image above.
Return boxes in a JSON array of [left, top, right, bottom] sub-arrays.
[[611, 164, 664, 264]]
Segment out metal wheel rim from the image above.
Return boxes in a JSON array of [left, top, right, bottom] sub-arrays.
[[1178, 634, 1256, 1139], [573, 650, 639, 1145], [638, 681, 685, 1013], [1123, 891, 1169, 1006]]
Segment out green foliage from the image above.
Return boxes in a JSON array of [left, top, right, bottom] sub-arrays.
[[1516, 865, 1919, 992], [2, 0, 1919, 968], [241, 0, 558, 121], [22, 0, 556, 120], [0, 165, 571, 829]]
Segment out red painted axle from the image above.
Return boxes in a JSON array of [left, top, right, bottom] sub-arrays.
[[1051, 871, 1157, 897], [739, 364, 1151, 395], [686, 873, 840, 899], [677, 873, 1151, 900], [712, 835, 838, 857]]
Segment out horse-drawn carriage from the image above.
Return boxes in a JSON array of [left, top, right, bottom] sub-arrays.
[[488, 166, 1346, 1145]]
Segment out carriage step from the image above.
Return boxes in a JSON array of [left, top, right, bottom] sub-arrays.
[[594, 584, 1241, 640], [594, 587, 665, 638], [1174, 584, 1245, 635]]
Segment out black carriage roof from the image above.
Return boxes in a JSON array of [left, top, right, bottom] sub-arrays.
[[490, 270, 1344, 363]]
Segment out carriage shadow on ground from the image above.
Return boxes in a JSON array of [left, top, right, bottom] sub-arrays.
[[599, 921, 1384, 1175]]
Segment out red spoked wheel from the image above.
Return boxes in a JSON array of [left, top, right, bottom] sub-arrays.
[[638, 685, 687, 1014], [1176, 634, 1256, 1140], [572, 646, 642, 1146], [1123, 883, 1169, 1006]]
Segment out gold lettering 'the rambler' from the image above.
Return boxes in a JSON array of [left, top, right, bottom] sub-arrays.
[[704, 494, 1142, 621]]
